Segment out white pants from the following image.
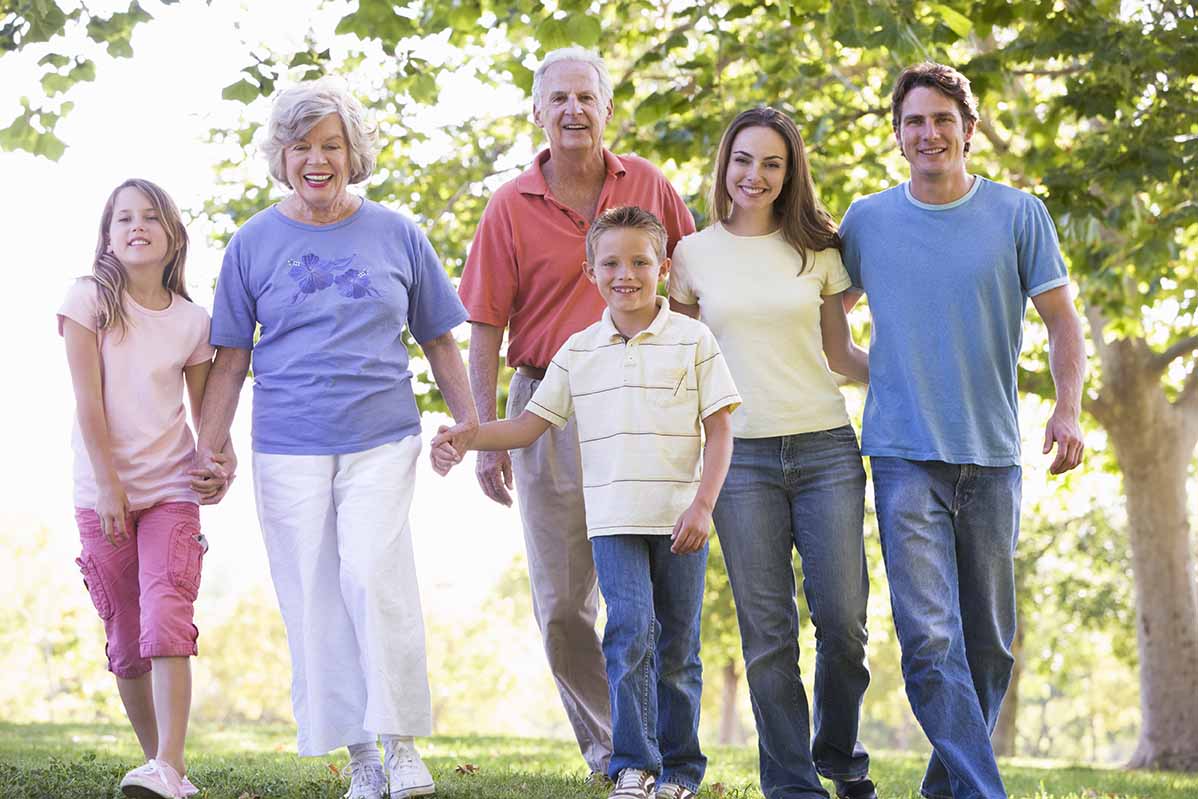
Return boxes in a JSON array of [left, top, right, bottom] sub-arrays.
[[252, 436, 432, 756]]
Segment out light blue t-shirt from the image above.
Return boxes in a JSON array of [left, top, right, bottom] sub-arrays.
[[840, 177, 1069, 466], [211, 200, 467, 455]]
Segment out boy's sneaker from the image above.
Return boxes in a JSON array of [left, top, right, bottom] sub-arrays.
[[608, 768, 656, 799], [384, 741, 435, 798], [655, 784, 696, 799], [120, 759, 185, 799], [833, 777, 879, 799], [344, 760, 387, 799]]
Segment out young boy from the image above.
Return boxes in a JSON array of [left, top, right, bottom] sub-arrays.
[[432, 206, 739, 799]]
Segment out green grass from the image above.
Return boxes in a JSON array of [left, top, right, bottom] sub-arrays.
[[0, 722, 1194, 798]]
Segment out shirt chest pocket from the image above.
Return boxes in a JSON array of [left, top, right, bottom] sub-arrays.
[[647, 365, 693, 409]]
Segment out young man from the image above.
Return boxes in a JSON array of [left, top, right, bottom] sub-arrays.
[[434, 207, 739, 799], [840, 63, 1086, 799]]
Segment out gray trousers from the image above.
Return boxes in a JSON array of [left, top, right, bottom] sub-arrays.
[[508, 372, 613, 773]]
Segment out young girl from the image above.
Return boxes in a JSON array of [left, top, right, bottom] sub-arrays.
[[59, 178, 230, 799], [668, 108, 878, 799]]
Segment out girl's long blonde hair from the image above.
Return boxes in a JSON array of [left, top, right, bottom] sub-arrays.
[[91, 178, 191, 335], [709, 107, 840, 273]]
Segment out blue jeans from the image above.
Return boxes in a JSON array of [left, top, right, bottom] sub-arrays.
[[592, 535, 707, 792], [712, 428, 871, 799], [871, 457, 1021, 799]]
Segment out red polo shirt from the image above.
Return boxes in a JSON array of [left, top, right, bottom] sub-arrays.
[[459, 148, 695, 369]]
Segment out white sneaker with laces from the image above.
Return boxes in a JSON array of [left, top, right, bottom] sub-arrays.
[[384, 741, 435, 798], [120, 759, 185, 799], [655, 783, 696, 799], [180, 775, 199, 798], [344, 760, 387, 799], [608, 768, 656, 799]]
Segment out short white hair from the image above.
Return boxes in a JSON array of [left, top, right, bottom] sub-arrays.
[[262, 79, 379, 187], [532, 47, 613, 110]]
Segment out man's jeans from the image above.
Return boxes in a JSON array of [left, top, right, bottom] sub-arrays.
[[592, 535, 708, 792], [712, 429, 871, 799], [871, 457, 1021, 799]]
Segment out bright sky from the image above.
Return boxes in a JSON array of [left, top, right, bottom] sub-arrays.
[[0, 0, 529, 616]]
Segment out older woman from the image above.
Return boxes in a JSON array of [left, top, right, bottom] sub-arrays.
[[193, 80, 477, 799]]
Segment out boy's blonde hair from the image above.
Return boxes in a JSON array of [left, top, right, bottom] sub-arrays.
[[585, 206, 669, 265]]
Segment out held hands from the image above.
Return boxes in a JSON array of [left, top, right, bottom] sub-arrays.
[[188, 446, 237, 505], [95, 481, 132, 547], [1043, 408, 1084, 475], [671, 499, 712, 555], [430, 422, 479, 477]]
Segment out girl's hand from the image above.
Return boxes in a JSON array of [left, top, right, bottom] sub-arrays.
[[671, 500, 712, 554], [95, 482, 132, 546], [189, 448, 236, 505]]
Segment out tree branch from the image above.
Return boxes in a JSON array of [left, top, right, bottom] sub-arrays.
[[976, 116, 1012, 156], [1152, 334, 1198, 374], [1009, 65, 1088, 77]]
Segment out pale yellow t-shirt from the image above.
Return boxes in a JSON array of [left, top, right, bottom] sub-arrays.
[[669, 223, 852, 439]]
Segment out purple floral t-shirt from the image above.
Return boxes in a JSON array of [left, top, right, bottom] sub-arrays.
[[211, 200, 466, 454]]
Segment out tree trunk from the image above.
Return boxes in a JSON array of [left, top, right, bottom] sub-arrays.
[[1085, 314, 1198, 771], [1115, 439, 1198, 771], [718, 659, 742, 745], [992, 610, 1024, 757]]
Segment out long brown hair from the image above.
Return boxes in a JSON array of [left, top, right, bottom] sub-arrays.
[[91, 178, 191, 335], [709, 107, 840, 272]]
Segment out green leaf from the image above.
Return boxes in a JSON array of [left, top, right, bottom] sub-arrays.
[[563, 14, 602, 47], [534, 16, 572, 51], [37, 54, 70, 68], [932, 4, 973, 39], [634, 92, 671, 127], [221, 79, 261, 104], [410, 73, 439, 104]]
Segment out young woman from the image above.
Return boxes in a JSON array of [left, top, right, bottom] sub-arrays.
[[669, 107, 876, 799]]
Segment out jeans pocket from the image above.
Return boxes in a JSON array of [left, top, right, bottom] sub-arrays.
[[168, 520, 206, 602], [819, 424, 860, 448], [76, 555, 114, 620]]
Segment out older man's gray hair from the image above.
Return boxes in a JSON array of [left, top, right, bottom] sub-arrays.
[[262, 79, 380, 187], [531, 47, 614, 110]]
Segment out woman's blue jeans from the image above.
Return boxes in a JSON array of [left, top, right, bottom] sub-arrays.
[[712, 428, 871, 799], [592, 534, 708, 792]]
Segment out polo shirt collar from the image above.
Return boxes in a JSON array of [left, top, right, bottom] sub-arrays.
[[598, 295, 670, 342], [515, 148, 627, 196]]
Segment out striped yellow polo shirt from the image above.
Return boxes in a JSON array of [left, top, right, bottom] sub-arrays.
[[527, 297, 741, 538]]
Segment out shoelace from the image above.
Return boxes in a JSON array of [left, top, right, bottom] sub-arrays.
[[614, 769, 650, 789], [345, 762, 385, 797], [385, 747, 420, 772]]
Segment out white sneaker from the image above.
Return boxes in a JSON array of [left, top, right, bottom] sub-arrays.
[[655, 784, 696, 799], [180, 775, 199, 798], [384, 740, 435, 798], [344, 760, 387, 799], [608, 768, 656, 799], [120, 759, 185, 799]]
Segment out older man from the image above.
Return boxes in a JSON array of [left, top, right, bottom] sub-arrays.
[[459, 47, 695, 777]]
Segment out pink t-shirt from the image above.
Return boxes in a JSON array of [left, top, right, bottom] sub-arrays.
[[58, 279, 215, 510]]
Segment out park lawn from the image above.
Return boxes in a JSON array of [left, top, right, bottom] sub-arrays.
[[0, 722, 1194, 799]]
